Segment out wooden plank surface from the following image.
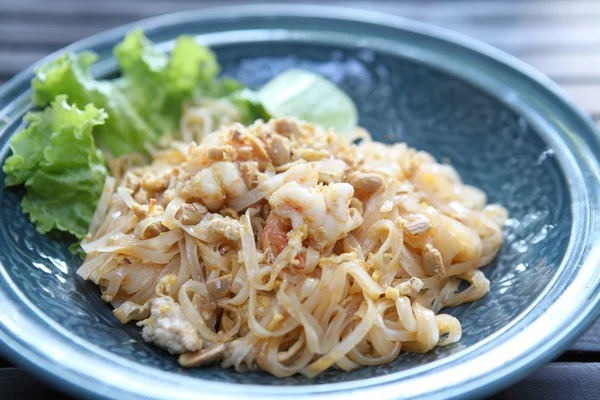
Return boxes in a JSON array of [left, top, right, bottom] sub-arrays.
[[0, 1, 599, 399], [0, 369, 71, 400], [491, 363, 600, 400], [4, 362, 600, 400]]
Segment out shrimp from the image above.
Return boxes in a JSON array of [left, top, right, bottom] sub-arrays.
[[282, 163, 319, 187], [182, 161, 249, 212], [402, 207, 482, 267], [269, 180, 363, 250], [412, 162, 487, 211], [260, 214, 305, 269]]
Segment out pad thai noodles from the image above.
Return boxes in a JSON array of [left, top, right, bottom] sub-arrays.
[[1, 30, 506, 378], [77, 111, 507, 377]]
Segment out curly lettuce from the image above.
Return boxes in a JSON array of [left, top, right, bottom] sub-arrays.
[[114, 30, 223, 138], [32, 51, 159, 157], [31, 30, 230, 157], [3, 95, 108, 240]]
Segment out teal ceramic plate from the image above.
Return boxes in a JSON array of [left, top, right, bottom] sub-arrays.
[[1, 5, 599, 400]]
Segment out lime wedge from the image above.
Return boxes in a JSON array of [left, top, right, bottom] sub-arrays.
[[257, 69, 358, 133]]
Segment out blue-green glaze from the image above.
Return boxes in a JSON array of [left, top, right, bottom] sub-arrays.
[[0, 5, 599, 400]]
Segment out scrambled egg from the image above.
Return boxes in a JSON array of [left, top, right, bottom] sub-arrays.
[[137, 296, 203, 355]]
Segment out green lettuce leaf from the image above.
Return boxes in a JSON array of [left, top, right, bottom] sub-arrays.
[[228, 88, 270, 125], [31, 30, 252, 156], [114, 30, 223, 136], [3, 95, 108, 240], [113, 29, 170, 134], [166, 35, 220, 95], [32, 52, 160, 157]]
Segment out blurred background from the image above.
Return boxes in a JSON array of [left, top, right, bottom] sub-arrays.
[[0, 0, 599, 123]]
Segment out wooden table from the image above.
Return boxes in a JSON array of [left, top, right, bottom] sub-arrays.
[[1, 1, 599, 399]]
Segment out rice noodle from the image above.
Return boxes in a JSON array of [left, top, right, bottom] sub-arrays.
[[77, 116, 507, 378], [86, 176, 116, 240]]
